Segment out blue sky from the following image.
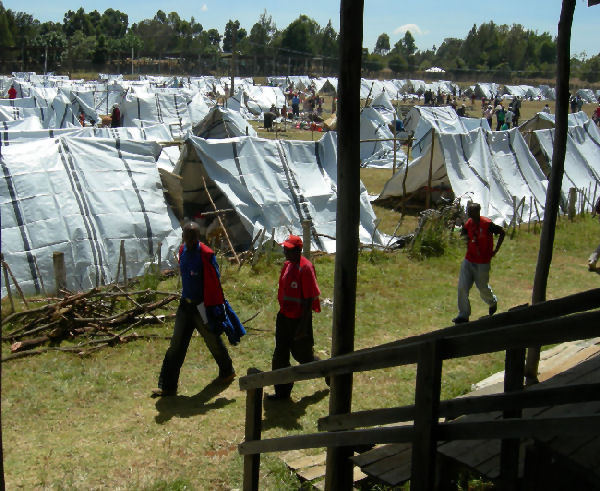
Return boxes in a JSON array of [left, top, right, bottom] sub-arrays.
[[4, 0, 599, 57]]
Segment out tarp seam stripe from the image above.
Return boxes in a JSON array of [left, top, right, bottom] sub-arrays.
[[313, 141, 326, 178], [58, 139, 103, 286], [459, 133, 488, 188], [0, 156, 41, 293], [173, 94, 183, 132], [275, 140, 305, 223], [230, 141, 247, 188], [506, 131, 544, 209], [115, 138, 154, 255]]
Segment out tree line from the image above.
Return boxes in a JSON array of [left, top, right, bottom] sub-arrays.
[[1, 2, 598, 82]]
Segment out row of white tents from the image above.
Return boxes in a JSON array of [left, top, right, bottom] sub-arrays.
[[2, 72, 599, 298]]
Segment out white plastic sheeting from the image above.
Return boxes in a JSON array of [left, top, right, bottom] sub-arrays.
[[1, 137, 181, 297], [171, 133, 383, 253], [193, 107, 257, 139], [120, 92, 192, 138], [404, 106, 490, 158], [529, 120, 600, 212], [379, 127, 549, 225], [360, 107, 407, 169]]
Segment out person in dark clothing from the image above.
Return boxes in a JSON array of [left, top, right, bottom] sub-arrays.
[[267, 235, 325, 400], [152, 222, 237, 397], [111, 104, 121, 128]]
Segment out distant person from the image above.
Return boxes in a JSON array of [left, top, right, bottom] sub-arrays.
[[495, 104, 505, 131], [588, 197, 600, 272], [542, 104, 551, 114], [79, 110, 86, 127], [263, 110, 276, 132], [483, 104, 493, 130], [111, 103, 121, 128], [593, 103, 600, 126], [152, 222, 243, 397], [512, 98, 521, 126], [267, 235, 325, 400], [291, 93, 300, 118], [505, 106, 514, 129], [456, 104, 466, 117], [7, 84, 17, 99], [453, 202, 505, 324], [570, 96, 578, 113], [576, 94, 584, 112]]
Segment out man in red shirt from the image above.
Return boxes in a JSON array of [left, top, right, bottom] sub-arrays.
[[268, 235, 323, 400], [8, 84, 17, 99], [453, 202, 505, 324]]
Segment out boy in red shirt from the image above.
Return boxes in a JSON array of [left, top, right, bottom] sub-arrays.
[[268, 235, 323, 400], [453, 203, 505, 324]]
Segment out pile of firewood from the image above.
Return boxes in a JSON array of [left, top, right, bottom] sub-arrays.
[[2, 287, 179, 361]]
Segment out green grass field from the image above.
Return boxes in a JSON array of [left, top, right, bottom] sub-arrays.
[[2, 95, 599, 490]]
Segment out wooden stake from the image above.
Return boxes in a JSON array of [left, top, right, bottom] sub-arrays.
[[120, 240, 128, 288], [2, 257, 15, 313], [202, 176, 240, 265], [426, 129, 435, 210], [568, 187, 577, 221], [302, 220, 312, 259], [52, 251, 67, 298], [32, 255, 47, 298]]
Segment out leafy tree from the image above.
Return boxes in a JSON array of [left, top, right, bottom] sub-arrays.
[[99, 9, 128, 39], [248, 10, 276, 56], [318, 20, 338, 58], [374, 33, 390, 55], [0, 4, 15, 47], [280, 15, 320, 55], [363, 51, 384, 72], [580, 54, 600, 83], [63, 8, 94, 37], [206, 28, 221, 48], [64, 29, 96, 63], [388, 54, 408, 73], [92, 33, 108, 65], [223, 20, 247, 53]]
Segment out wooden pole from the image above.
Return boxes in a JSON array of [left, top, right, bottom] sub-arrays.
[[392, 118, 397, 175], [202, 176, 241, 265], [242, 368, 263, 491], [325, 1, 363, 489], [2, 257, 15, 313], [526, 0, 576, 384], [567, 187, 577, 220], [32, 255, 47, 298], [302, 220, 312, 259], [52, 252, 67, 297], [120, 240, 128, 288]]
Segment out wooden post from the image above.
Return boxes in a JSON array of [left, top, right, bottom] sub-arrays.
[[528, 197, 533, 232], [426, 129, 435, 210], [302, 220, 312, 259], [2, 258, 15, 313], [325, 0, 363, 488], [392, 118, 397, 175], [242, 368, 263, 491], [410, 340, 442, 491], [52, 251, 67, 296], [500, 347, 525, 491], [526, 0, 576, 384], [32, 255, 47, 298], [567, 187, 577, 220], [120, 240, 128, 288], [157, 241, 162, 271]]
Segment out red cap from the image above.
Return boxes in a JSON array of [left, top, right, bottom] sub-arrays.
[[281, 234, 303, 249]]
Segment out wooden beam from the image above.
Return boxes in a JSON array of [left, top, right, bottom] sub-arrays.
[[318, 383, 600, 432], [325, 0, 364, 489], [242, 369, 263, 491], [239, 310, 599, 390]]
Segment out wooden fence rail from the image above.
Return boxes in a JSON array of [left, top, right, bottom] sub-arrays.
[[239, 288, 600, 491]]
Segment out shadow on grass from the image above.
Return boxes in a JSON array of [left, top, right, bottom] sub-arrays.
[[262, 389, 329, 431], [154, 377, 236, 424]]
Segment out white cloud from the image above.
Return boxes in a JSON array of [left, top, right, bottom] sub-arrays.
[[201, 4, 208, 11], [394, 24, 423, 36]]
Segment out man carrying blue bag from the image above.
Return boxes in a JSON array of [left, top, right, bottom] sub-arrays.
[[152, 221, 245, 397]]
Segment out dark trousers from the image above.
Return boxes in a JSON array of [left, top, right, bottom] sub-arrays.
[[271, 312, 319, 398], [158, 300, 233, 391]]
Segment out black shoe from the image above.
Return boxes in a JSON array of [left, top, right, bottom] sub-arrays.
[[217, 372, 236, 384], [452, 316, 469, 324], [489, 303, 497, 316], [265, 393, 291, 401]]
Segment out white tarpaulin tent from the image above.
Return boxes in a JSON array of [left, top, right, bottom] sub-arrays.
[[167, 133, 383, 253], [404, 106, 490, 158], [193, 107, 257, 139], [529, 119, 600, 212], [360, 107, 407, 168], [1, 137, 181, 297], [379, 127, 548, 225]]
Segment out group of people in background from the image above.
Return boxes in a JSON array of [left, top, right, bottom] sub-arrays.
[[481, 95, 520, 130]]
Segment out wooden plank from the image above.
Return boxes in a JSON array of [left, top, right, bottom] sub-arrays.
[[298, 464, 326, 481], [351, 443, 410, 467], [362, 447, 411, 476], [239, 311, 600, 390], [411, 341, 442, 491], [437, 415, 600, 441], [378, 456, 413, 486], [239, 425, 414, 455], [286, 453, 326, 470]]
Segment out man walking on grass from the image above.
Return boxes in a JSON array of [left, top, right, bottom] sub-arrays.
[[152, 222, 242, 397], [267, 235, 325, 401], [453, 202, 505, 324]]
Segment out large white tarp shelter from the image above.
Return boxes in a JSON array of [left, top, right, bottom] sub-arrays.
[[167, 133, 382, 253], [379, 127, 549, 225], [1, 137, 181, 297], [528, 119, 600, 212], [360, 107, 407, 168]]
